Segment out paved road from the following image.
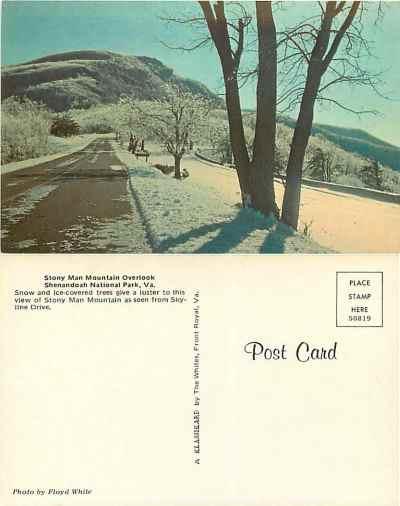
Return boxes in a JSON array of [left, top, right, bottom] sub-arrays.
[[1, 138, 151, 253]]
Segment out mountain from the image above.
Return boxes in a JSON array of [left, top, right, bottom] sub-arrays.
[[1, 50, 222, 111], [278, 116, 400, 172], [2, 50, 399, 171]]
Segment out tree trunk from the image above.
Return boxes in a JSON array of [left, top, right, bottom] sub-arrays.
[[201, 1, 252, 206], [199, 1, 278, 215], [222, 70, 251, 205], [249, 160, 279, 216], [174, 155, 182, 179], [250, 1, 279, 217], [281, 73, 320, 229], [279, 1, 361, 229]]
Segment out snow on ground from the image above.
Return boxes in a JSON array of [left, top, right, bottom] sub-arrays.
[[117, 149, 330, 253], [1, 134, 97, 175], [143, 143, 400, 253], [47, 134, 97, 154]]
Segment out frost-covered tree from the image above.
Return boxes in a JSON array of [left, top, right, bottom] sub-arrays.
[[123, 86, 210, 178], [209, 122, 232, 164], [359, 159, 383, 190], [209, 119, 253, 165], [1, 97, 50, 163]]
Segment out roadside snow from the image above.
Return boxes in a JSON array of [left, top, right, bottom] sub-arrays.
[[1, 134, 97, 175], [123, 160, 330, 254]]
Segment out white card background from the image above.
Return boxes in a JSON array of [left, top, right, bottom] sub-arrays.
[[0, 254, 398, 506]]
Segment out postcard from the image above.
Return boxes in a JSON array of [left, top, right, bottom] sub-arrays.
[[1, 1, 399, 506]]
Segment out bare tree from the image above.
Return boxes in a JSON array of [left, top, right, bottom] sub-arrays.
[[279, 1, 368, 229], [166, 1, 384, 228], [199, 1, 279, 216]]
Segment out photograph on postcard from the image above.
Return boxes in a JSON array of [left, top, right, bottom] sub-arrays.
[[1, 1, 399, 253]]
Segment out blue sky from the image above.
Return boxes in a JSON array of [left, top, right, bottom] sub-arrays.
[[2, 0, 400, 146]]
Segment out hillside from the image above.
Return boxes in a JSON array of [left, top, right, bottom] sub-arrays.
[[1, 50, 221, 111], [279, 116, 400, 172]]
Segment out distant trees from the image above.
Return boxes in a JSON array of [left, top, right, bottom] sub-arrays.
[[123, 86, 210, 178], [208, 122, 232, 164], [1, 97, 50, 164], [70, 104, 117, 134], [208, 120, 254, 165], [50, 114, 80, 137], [306, 148, 336, 182], [360, 159, 383, 190]]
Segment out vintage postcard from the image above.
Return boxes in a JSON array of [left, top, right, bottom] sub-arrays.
[[0, 1, 399, 506], [1, 0, 399, 253]]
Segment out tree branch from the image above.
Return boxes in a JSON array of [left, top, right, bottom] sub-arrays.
[[233, 18, 244, 71], [317, 95, 378, 115], [322, 1, 361, 72]]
